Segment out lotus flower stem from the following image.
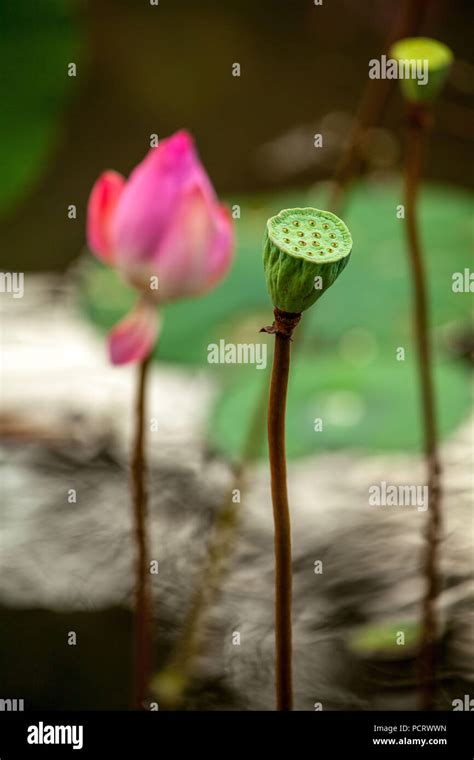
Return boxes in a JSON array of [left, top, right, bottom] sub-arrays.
[[266, 318, 298, 710], [265, 310, 301, 710], [390, 35, 453, 711], [404, 103, 442, 711], [131, 355, 152, 709]]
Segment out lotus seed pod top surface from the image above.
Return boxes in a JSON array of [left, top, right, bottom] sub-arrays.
[[267, 208, 352, 263], [391, 37, 453, 71], [390, 37, 453, 104]]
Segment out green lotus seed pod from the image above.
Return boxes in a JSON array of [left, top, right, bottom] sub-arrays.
[[390, 37, 453, 104], [263, 207, 352, 314]]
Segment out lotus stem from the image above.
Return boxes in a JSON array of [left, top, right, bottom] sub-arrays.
[[265, 308, 301, 711], [404, 103, 442, 711], [131, 355, 152, 709]]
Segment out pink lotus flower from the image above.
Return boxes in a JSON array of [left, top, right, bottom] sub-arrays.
[[87, 130, 234, 365]]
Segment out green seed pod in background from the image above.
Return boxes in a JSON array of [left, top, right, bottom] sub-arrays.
[[263, 208, 352, 314], [390, 37, 453, 105]]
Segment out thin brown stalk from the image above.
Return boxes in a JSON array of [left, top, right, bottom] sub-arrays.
[[404, 104, 442, 711], [265, 309, 301, 711], [131, 355, 152, 709]]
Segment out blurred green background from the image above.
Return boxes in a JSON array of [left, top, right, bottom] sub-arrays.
[[1, 0, 473, 460]]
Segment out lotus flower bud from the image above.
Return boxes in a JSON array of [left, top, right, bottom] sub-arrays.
[[87, 130, 234, 365]]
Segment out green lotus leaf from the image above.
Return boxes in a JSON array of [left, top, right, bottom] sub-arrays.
[[349, 620, 422, 660]]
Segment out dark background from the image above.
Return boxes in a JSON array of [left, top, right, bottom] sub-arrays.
[[1, 0, 473, 271]]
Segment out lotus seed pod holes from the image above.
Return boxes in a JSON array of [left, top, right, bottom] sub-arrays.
[[267, 208, 352, 263]]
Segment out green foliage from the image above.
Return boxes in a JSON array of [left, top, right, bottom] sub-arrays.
[[0, 0, 82, 216], [208, 353, 470, 459], [349, 620, 422, 658]]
